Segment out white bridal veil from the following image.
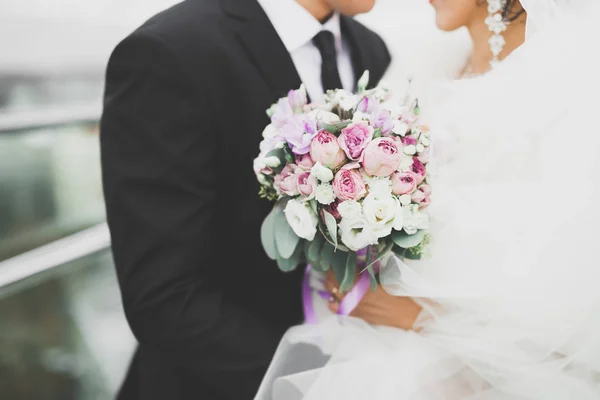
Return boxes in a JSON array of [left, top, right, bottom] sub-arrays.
[[256, 1, 600, 399]]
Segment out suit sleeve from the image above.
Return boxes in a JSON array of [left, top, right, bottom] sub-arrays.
[[100, 31, 278, 396]]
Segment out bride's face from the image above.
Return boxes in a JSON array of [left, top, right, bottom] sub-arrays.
[[430, 0, 487, 31]]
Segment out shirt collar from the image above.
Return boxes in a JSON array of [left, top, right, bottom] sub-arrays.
[[257, 0, 343, 53]]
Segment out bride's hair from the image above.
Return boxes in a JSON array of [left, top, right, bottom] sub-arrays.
[[478, 0, 525, 21]]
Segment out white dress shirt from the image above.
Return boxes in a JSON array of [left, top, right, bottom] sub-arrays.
[[257, 0, 355, 101]]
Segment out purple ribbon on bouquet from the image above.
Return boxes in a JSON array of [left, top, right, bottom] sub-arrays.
[[302, 248, 374, 324]]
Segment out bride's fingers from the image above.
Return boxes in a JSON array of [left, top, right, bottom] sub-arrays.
[[324, 276, 344, 303]]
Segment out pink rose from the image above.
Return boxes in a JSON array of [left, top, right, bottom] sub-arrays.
[[361, 137, 403, 177], [412, 184, 432, 208], [338, 122, 374, 161], [332, 169, 367, 201], [274, 164, 299, 196], [411, 158, 427, 184], [296, 171, 317, 198], [391, 171, 418, 195], [310, 130, 346, 169], [295, 153, 315, 170]]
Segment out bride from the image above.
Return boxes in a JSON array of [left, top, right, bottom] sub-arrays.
[[256, 0, 600, 398]]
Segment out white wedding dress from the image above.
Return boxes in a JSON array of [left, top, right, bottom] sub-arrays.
[[255, 1, 600, 398]]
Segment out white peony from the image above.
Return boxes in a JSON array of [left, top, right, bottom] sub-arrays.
[[402, 204, 430, 235], [311, 162, 334, 182], [284, 199, 319, 241], [339, 216, 379, 251], [362, 193, 400, 239], [367, 178, 392, 198], [337, 200, 362, 220], [315, 183, 336, 205]]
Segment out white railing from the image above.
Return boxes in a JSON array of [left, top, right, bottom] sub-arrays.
[[0, 223, 111, 289], [0, 103, 101, 133]]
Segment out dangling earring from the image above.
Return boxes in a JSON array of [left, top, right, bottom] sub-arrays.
[[485, 0, 509, 68]]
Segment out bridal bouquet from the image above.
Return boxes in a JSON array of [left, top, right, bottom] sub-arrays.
[[254, 72, 430, 292]]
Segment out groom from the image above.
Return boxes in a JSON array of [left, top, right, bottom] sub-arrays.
[[100, 0, 391, 398]]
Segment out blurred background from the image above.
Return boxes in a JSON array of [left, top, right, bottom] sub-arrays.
[[0, 1, 448, 398]]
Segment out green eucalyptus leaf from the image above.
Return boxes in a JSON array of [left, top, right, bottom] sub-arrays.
[[274, 207, 300, 259], [260, 208, 278, 260], [367, 265, 378, 291], [323, 210, 338, 249], [277, 241, 302, 272], [391, 229, 426, 249], [320, 241, 335, 272], [309, 199, 318, 216], [331, 249, 347, 286], [372, 127, 383, 139], [265, 148, 286, 173], [340, 252, 357, 293], [308, 232, 325, 263], [321, 121, 352, 135]]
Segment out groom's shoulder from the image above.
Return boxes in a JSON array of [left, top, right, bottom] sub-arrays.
[[345, 17, 390, 62], [126, 0, 228, 51]]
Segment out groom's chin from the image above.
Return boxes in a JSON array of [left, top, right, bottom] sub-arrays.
[[330, 0, 377, 16]]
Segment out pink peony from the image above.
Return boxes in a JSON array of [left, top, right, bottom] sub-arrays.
[[338, 122, 374, 161], [411, 158, 427, 184], [274, 164, 299, 196], [310, 130, 346, 169], [361, 137, 403, 177], [391, 171, 418, 195], [412, 184, 432, 208], [332, 169, 367, 201], [296, 171, 317, 198], [295, 153, 315, 170]]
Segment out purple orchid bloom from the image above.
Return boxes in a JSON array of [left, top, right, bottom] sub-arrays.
[[279, 115, 318, 155], [370, 109, 394, 135]]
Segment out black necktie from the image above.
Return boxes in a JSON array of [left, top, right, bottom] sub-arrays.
[[312, 30, 344, 92]]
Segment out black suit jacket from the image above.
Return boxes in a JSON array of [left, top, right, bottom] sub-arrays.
[[100, 0, 391, 398]]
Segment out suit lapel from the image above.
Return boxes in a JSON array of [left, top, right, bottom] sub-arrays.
[[223, 0, 303, 100], [341, 16, 383, 90]]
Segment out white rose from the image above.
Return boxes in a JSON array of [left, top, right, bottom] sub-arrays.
[[311, 162, 334, 182], [399, 194, 412, 206], [262, 124, 278, 139], [398, 154, 414, 172], [264, 156, 281, 168], [337, 200, 362, 220], [253, 156, 266, 175], [367, 178, 392, 198], [308, 109, 341, 125], [352, 111, 369, 123], [403, 145, 417, 155], [257, 173, 270, 186], [402, 205, 430, 235], [340, 95, 359, 111], [284, 199, 319, 241], [392, 120, 409, 136], [339, 216, 379, 251], [362, 193, 400, 239], [315, 183, 336, 205]]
